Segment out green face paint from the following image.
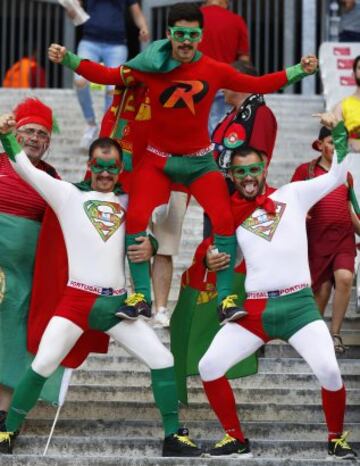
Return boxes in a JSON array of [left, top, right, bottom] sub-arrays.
[[168, 26, 203, 43], [90, 158, 121, 175], [230, 162, 265, 180]]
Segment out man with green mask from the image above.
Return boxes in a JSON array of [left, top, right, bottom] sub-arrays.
[[0, 114, 202, 457], [49, 2, 318, 325]]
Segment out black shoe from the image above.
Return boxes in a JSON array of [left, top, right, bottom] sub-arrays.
[[328, 432, 357, 460], [162, 427, 203, 457], [0, 432, 14, 454], [115, 293, 151, 320], [0, 411, 6, 432], [208, 434, 252, 457], [217, 295, 247, 325]]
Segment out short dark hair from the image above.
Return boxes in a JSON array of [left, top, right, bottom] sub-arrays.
[[353, 55, 360, 73], [168, 3, 204, 28], [230, 146, 264, 165], [88, 137, 123, 161]]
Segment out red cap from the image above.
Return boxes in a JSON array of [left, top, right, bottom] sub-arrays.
[[13, 98, 53, 133]]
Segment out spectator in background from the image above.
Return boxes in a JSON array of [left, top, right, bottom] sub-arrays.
[[72, 0, 149, 149], [333, 55, 360, 153], [339, 0, 360, 42], [291, 126, 360, 354], [2, 51, 46, 88], [198, 0, 250, 134]]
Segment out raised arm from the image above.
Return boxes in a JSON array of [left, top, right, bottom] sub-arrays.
[[220, 55, 318, 94], [48, 44, 143, 86], [290, 114, 349, 212], [0, 114, 72, 213], [129, 3, 150, 42]]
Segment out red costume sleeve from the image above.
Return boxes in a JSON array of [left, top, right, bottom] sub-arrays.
[[219, 63, 288, 94], [76, 61, 144, 86]]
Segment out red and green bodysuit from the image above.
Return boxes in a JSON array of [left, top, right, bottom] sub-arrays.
[[61, 40, 312, 305]]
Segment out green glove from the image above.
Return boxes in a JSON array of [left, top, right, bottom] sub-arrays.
[[332, 120, 348, 163], [285, 63, 316, 87], [61, 50, 81, 71], [0, 132, 22, 162]]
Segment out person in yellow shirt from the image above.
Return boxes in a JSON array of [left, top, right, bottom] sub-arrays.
[[333, 55, 360, 152]]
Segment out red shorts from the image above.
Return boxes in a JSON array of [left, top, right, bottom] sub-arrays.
[[310, 251, 355, 292], [54, 286, 126, 332]]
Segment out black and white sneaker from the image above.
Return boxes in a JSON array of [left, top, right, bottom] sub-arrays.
[[328, 432, 357, 460], [217, 295, 247, 325], [115, 293, 151, 320], [162, 427, 203, 457], [208, 434, 252, 457]]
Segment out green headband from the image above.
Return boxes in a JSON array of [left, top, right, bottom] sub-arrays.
[[90, 158, 122, 175], [230, 162, 265, 180], [168, 26, 203, 43]]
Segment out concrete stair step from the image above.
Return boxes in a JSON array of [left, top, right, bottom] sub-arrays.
[[22, 419, 360, 440], [0, 456, 354, 465], [28, 401, 360, 422], [8, 436, 360, 459], [63, 385, 360, 404], [71, 371, 360, 389]]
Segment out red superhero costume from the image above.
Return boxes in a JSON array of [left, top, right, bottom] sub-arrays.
[[61, 40, 311, 309]]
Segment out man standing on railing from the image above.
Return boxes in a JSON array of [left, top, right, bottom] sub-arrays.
[[48, 2, 318, 326], [69, 0, 149, 150]]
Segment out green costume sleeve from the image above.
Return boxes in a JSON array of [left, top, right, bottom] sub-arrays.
[[332, 121, 348, 163], [349, 186, 360, 217], [0, 132, 22, 162], [285, 63, 316, 87], [61, 50, 81, 71]]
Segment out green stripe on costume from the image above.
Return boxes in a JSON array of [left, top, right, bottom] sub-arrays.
[[125, 232, 151, 304], [285, 63, 313, 87], [151, 366, 180, 436], [89, 293, 127, 331], [332, 120, 349, 163], [6, 367, 47, 432], [214, 233, 237, 302]]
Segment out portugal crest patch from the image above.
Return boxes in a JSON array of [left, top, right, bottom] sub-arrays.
[[241, 201, 286, 241], [84, 201, 125, 242]]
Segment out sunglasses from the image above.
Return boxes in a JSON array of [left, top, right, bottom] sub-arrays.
[[230, 162, 265, 180], [168, 26, 203, 43], [90, 158, 122, 175]]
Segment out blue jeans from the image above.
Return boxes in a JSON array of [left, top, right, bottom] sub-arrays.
[[208, 91, 232, 136], [75, 39, 128, 123]]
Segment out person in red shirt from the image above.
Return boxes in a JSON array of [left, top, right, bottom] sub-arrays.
[[291, 126, 360, 353], [0, 98, 59, 433], [49, 2, 318, 323], [198, 0, 250, 133]]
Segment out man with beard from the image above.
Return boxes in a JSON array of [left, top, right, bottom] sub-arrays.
[[0, 121, 201, 457], [49, 2, 318, 325], [198, 113, 357, 460]]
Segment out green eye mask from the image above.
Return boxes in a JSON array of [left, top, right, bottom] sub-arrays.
[[90, 158, 121, 175], [168, 26, 203, 43], [230, 162, 265, 180]]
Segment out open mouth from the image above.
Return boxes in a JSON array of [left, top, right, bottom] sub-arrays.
[[242, 180, 258, 196]]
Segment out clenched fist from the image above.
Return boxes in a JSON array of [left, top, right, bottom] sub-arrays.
[[300, 54, 318, 74], [0, 114, 16, 134], [48, 43, 67, 64]]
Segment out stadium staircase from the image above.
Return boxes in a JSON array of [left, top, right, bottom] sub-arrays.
[[0, 88, 359, 465]]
